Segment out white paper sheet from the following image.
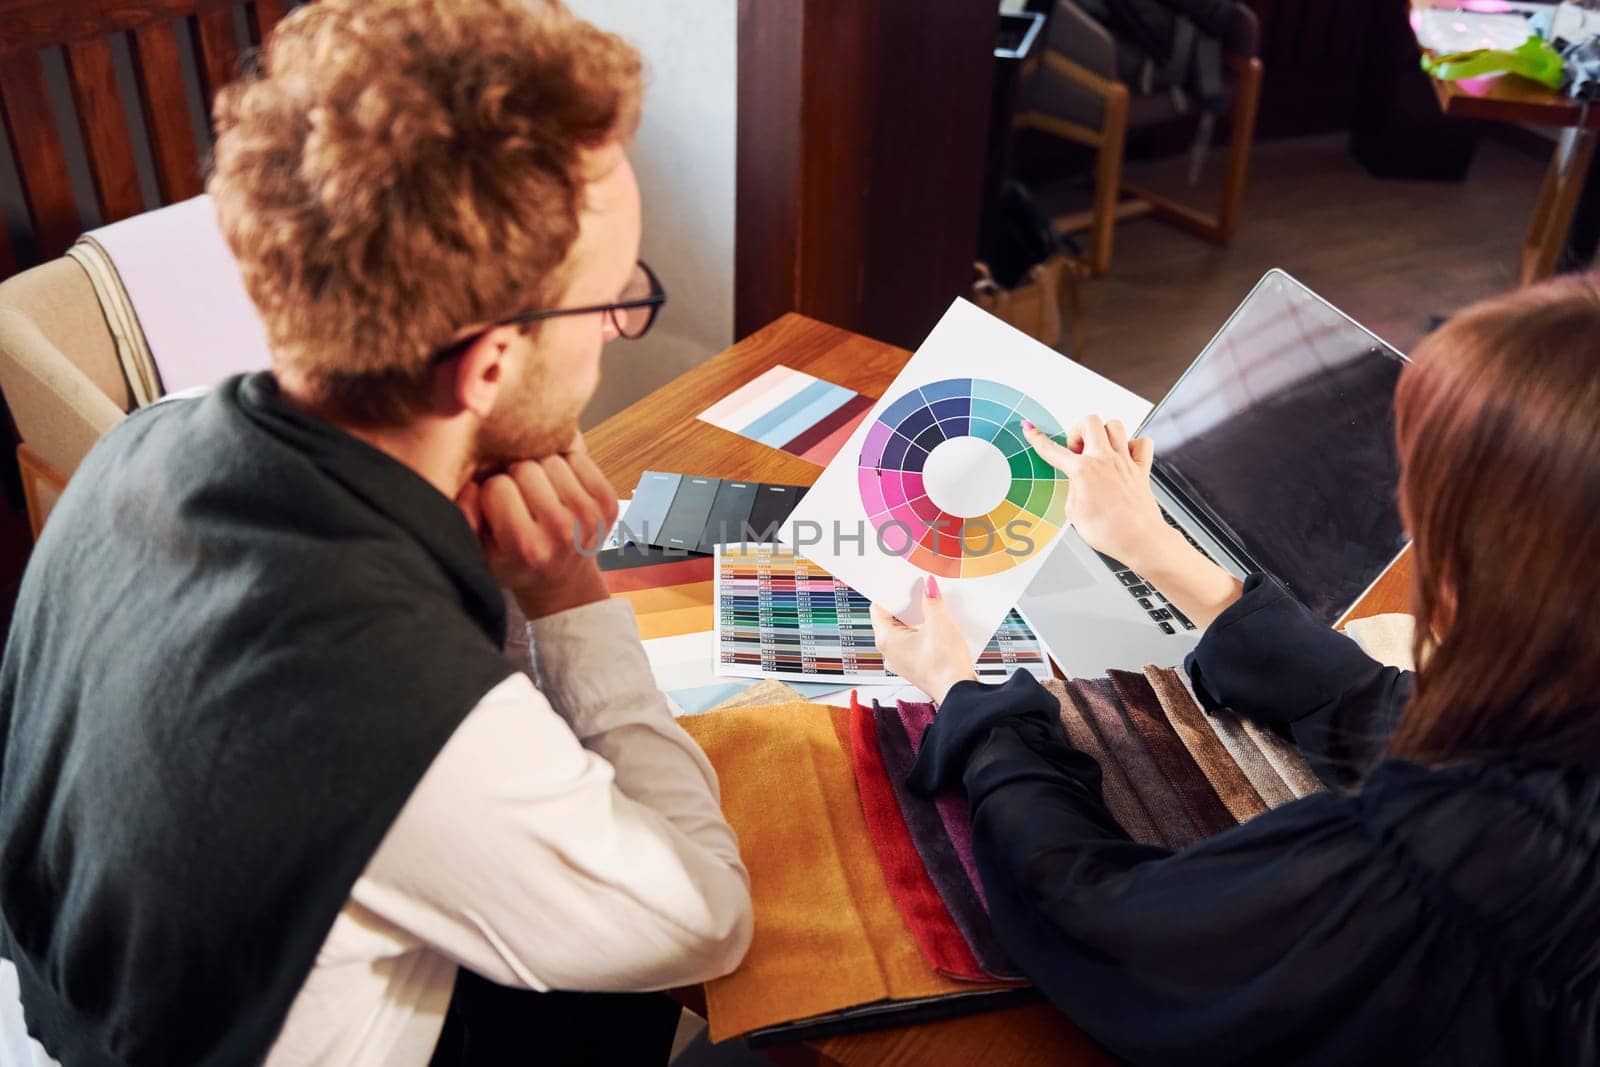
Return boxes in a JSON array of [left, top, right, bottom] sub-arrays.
[[783, 298, 1150, 657]]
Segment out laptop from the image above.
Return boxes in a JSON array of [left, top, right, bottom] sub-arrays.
[[1019, 269, 1411, 678]]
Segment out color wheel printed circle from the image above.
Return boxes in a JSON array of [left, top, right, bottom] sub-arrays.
[[857, 377, 1069, 579]]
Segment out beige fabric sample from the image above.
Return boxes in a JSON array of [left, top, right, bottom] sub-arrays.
[[1343, 612, 1416, 672], [1238, 717, 1324, 798], [708, 679, 805, 712]]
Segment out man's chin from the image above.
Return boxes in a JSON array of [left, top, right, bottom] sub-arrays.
[[472, 415, 581, 475]]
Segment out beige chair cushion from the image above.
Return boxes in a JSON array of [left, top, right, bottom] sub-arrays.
[[0, 258, 129, 482]]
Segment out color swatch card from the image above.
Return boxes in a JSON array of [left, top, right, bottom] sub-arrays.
[[715, 545, 1051, 686], [697, 365, 874, 466], [617, 472, 809, 554], [782, 299, 1152, 657]]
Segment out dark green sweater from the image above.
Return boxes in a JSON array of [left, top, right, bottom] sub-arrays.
[[0, 374, 515, 1064]]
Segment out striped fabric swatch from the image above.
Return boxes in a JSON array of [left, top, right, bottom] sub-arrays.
[[846, 698, 990, 982], [1048, 679, 1166, 846], [873, 703, 1021, 980], [895, 701, 986, 909], [1068, 676, 1203, 848], [1142, 667, 1267, 823], [696, 365, 874, 465], [1108, 670, 1236, 838]]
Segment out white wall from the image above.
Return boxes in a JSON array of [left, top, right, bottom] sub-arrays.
[[569, 0, 738, 428]]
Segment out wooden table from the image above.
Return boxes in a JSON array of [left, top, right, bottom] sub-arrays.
[[1411, 0, 1600, 283], [586, 313, 1411, 1065]]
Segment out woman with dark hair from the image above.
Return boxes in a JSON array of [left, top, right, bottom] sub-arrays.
[[870, 275, 1600, 1063]]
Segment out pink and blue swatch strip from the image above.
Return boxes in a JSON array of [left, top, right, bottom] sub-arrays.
[[697, 366, 874, 464]]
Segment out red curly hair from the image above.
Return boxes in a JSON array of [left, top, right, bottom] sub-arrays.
[[208, 0, 641, 424]]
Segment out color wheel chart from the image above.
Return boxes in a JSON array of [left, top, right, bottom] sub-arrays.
[[858, 377, 1070, 579], [715, 545, 1051, 685]]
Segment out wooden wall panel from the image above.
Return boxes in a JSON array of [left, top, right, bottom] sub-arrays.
[[861, 0, 995, 347], [734, 0, 804, 341], [736, 0, 996, 349], [1249, 0, 1383, 139]]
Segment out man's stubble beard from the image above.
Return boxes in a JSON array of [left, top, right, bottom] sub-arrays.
[[471, 364, 586, 474]]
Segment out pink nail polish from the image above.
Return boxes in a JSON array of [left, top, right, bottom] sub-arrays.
[[1021, 420, 1036, 432], [926, 576, 940, 599]]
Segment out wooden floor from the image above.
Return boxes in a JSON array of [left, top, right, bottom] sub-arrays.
[[1053, 132, 1548, 401]]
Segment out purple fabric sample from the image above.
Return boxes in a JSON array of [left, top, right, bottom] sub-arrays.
[[895, 700, 986, 909]]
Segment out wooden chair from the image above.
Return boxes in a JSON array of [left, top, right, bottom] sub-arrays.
[[1011, 0, 1263, 275], [0, 0, 294, 534], [0, 0, 294, 274]]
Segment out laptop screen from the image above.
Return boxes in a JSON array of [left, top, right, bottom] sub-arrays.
[[1137, 271, 1409, 624]]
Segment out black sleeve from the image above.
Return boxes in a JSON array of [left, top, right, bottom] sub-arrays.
[[907, 670, 1143, 847], [1185, 572, 1413, 786], [910, 675, 1424, 1064]]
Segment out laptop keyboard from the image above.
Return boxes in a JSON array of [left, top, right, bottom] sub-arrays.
[[1094, 509, 1209, 634]]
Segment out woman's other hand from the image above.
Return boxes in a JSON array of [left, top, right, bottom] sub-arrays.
[[870, 577, 978, 704], [1022, 415, 1167, 570], [1022, 414, 1243, 629]]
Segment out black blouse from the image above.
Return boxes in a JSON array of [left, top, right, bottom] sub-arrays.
[[910, 574, 1599, 1065]]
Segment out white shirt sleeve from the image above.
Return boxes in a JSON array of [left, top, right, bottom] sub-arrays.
[[349, 598, 752, 992]]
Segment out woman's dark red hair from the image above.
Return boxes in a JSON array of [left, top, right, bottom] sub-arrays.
[[1388, 273, 1600, 769]]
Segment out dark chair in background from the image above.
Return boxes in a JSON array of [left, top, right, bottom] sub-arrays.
[[1010, 0, 1262, 275]]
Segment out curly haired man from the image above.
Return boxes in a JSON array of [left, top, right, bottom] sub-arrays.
[[0, 3, 751, 1064]]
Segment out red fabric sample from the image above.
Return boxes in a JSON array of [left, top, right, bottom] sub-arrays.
[[846, 694, 990, 982], [600, 555, 715, 594]]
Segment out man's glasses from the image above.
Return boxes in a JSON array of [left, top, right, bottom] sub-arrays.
[[432, 261, 666, 363]]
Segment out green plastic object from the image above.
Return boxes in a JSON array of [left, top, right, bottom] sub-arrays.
[[1420, 35, 1566, 91]]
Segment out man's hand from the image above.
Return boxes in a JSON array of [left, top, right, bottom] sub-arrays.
[[1022, 415, 1170, 572], [869, 577, 978, 705], [456, 435, 618, 620]]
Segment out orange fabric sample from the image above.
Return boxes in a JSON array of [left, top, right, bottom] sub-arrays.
[[681, 702, 988, 1042], [614, 580, 715, 639]]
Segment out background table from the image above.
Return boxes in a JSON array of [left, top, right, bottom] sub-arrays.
[[1410, 0, 1600, 283], [586, 313, 1411, 1065]]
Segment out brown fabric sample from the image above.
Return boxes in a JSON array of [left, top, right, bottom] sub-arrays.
[[1239, 716, 1325, 798], [681, 703, 1001, 1041], [1144, 666, 1267, 823], [1197, 700, 1299, 809], [1107, 669, 1236, 839], [1047, 679, 1165, 846], [1067, 677, 1200, 848]]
